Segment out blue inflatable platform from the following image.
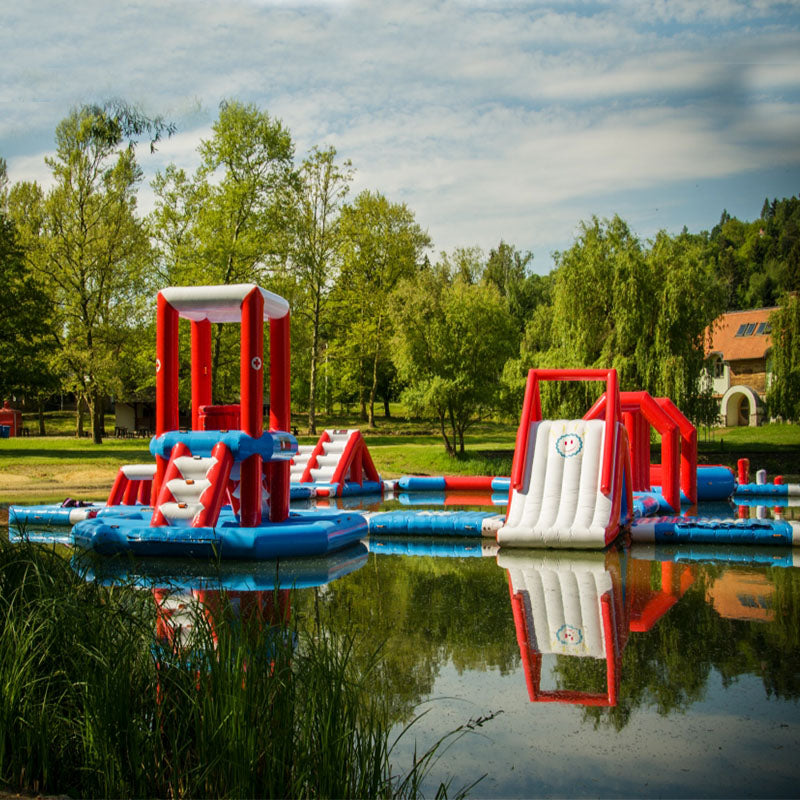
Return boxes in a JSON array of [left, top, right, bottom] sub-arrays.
[[71, 508, 367, 559]]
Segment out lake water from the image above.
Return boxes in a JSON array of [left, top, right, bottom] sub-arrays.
[[6, 497, 800, 798]]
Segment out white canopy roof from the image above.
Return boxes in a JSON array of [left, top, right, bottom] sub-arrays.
[[159, 284, 289, 322]]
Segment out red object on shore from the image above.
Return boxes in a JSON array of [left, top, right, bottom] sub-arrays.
[[0, 401, 22, 436]]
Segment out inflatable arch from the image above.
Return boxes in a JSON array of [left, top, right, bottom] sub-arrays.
[[584, 391, 697, 512]]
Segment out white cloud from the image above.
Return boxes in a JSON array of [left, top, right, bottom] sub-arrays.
[[1, 0, 799, 268]]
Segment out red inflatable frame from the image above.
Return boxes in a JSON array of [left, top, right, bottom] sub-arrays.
[[584, 391, 697, 512], [154, 284, 291, 526]]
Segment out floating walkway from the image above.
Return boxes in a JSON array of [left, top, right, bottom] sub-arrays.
[[363, 510, 504, 537], [630, 516, 800, 546]]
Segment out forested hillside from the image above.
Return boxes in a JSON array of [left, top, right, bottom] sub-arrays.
[[1, 102, 799, 446]]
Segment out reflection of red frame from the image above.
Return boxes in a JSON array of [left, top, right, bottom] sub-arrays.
[[628, 561, 694, 633], [507, 575, 622, 707], [154, 588, 291, 650]]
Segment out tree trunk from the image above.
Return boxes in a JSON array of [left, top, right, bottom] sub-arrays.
[[90, 389, 103, 444], [75, 396, 84, 438], [368, 352, 378, 429], [439, 413, 455, 456], [367, 316, 383, 428], [37, 398, 46, 436], [383, 394, 391, 418], [213, 323, 223, 390], [448, 406, 459, 457], [308, 302, 320, 435], [358, 358, 367, 421]]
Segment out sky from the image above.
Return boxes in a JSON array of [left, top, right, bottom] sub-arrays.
[[2, 0, 800, 273]]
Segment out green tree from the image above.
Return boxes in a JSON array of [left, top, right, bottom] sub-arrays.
[[0, 159, 58, 422], [708, 196, 800, 310], [766, 294, 800, 421], [150, 100, 295, 400], [523, 216, 653, 417], [391, 258, 517, 454], [335, 191, 431, 427], [485, 240, 550, 334], [508, 217, 724, 421], [8, 105, 162, 443], [645, 229, 726, 417], [282, 146, 353, 433]]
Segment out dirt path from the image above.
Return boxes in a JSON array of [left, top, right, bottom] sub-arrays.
[[0, 466, 117, 505]]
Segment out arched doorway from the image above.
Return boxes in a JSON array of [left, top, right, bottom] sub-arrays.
[[737, 394, 750, 426], [720, 385, 762, 427]]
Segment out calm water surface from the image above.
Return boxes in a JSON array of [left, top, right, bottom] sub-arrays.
[[9, 497, 800, 798]]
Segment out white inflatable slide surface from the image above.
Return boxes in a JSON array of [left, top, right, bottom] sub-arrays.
[[498, 419, 620, 549]]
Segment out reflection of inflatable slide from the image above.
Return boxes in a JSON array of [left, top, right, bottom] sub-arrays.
[[500, 549, 625, 705], [498, 369, 632, 549], [499, 547, 701, 706]]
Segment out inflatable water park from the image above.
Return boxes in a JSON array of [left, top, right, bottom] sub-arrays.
[[8, 282, 800, 555]]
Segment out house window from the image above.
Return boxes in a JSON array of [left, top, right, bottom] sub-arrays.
[[756, 321, 771, 335], [744, 322, 757, 335], [735, 323, 748, 337], [713, 359, 725, 378]]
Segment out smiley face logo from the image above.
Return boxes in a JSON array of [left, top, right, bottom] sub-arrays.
[[556, 624, 583, 646], [555, 432, 583, 458]]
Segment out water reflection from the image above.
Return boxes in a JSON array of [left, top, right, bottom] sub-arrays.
[[499, 549, 624, 706], [79, 541, 369, 591], [6, 512, 800, 796]]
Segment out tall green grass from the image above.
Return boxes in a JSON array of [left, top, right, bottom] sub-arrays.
[[0, 540, 479, 798]]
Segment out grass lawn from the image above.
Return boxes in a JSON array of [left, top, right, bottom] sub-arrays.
[[1, 409, 797, 505], [695, 423, 800, 482], [0, 437, 152, 504]]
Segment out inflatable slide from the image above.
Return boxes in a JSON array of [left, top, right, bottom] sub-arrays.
[[497, 369, 632, 549]]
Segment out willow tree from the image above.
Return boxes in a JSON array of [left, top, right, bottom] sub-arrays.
[[539, 216, 655, 415], [516, 217, 724, 420], [767, 295, 800, 421], [8, 105, 165, 442], [645, 229, 725, 417]]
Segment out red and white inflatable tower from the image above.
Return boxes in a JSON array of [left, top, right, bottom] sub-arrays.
[[154, 284, 292, 526]]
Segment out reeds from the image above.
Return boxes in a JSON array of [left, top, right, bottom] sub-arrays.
[[0, 539, 477, 798]]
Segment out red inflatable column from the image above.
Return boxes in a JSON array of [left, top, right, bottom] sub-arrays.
[[268, 315, 291, 522], [239, 289, 264, 527], [191, 319, 212, 431], [737, 458, 750, 486], [154, 293, 180, 500]]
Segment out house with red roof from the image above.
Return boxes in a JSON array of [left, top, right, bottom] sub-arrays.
[[704, 307, 775, 426]]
